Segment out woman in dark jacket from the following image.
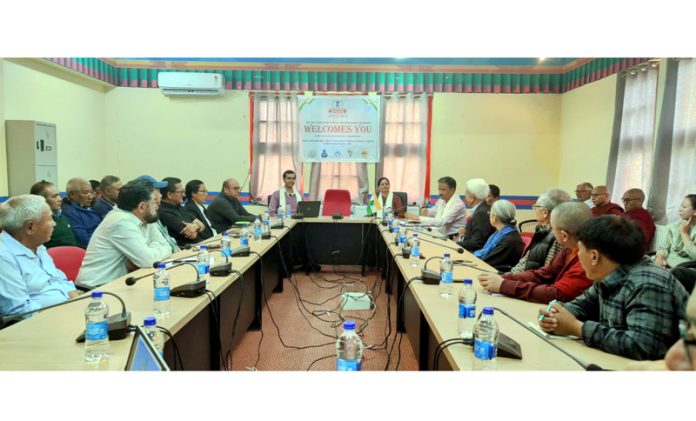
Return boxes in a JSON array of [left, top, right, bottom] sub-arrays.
[[472, 199, 524, 272]]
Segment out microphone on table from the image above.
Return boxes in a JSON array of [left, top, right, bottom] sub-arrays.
[[151, 254, 198, 268], [412, 228, 465, 254], [490, 306, 608, 370], [0, 291, 132, 342], [126, 261, 206, 298], [183, 236, 222, 250]]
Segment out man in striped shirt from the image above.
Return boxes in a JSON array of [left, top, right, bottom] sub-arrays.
[[539, 216, 689, 360]]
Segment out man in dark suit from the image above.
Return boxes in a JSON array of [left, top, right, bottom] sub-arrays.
[[184, 179, 216, 240], [157, 177, 206, 246], [456, 178, 495, 251], [207, 178, 257, 233]]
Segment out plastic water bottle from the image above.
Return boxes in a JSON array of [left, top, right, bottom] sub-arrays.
[[240, 224, 250, 247], [336, 320, 363, 371], [473, 307, 499, 371], [143, 316, 164, 356], [153, 263, 170, 318], [387, 208, 395, 225], [84, 291, 109, 363], [458, 279, 477, 338], [252, 217, 262, 241], [398, 226, 407, 245], [409, 234, 421, 267], [262, 210, 270, 223], [197, 245, 210, 286], [277, 206, 286, 220], [286, 206, 292, 219], [221, 232, 231, 259], [262, 218, 271, 237], [439, 253, 454, 298]]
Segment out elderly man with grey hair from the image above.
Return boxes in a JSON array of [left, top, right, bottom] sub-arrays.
[[471, 199, 525, 272], [455, 178, 495, 251], [61, 177, 102, 247], [508, 188, 572, 274], [0, 195, 79, 318], [479, 201, 594, 304]]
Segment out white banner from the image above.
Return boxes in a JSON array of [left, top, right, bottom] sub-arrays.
[[299, 95, 381, 163]]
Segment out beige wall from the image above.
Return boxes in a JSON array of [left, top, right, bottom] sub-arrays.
[[558, 74, 617, 193], [1, 59, 619, 207], [104, 88, 249, 192], [1, 59, 107, 195]]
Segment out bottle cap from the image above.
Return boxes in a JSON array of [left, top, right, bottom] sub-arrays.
[[444, 253, 450, 258], [343, 320, 356, 330], [412, 233, 418, 237], [156, 263, 166, 269], [91, 291, 103, 299], [483, 307, 494, 315], [143, 316, 157, 327], [243, 224, 248, 228], [200, 245, 208, 250], [464, 278, 473, 284], [223, 232, 230, 237]]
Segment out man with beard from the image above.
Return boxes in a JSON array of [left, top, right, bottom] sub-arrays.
[[76, 179, 174, 289]]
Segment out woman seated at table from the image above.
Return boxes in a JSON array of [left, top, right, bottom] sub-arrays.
[[472, 199, 525, 272], [369, 177, 405, 218], [268, 170, 303, 217], [655, 194, 696, 269], [507, 188, 570, 274]]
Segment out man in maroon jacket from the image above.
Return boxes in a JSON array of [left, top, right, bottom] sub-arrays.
[[478, 201, 594, 304], [591, 186, 624, 217], [621, 188, 655, 248]]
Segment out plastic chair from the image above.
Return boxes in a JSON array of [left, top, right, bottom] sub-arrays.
[[520, 232, 534, 253], [322, 189, 352, 217], [46, 246, 86, 282], [518, 219, 537, 232]]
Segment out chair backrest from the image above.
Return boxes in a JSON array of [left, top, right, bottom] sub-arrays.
[[520, 232, 534, 254], [322, 189, 352, 216], [518, 219, 537, 233], [393, 191, 408, 207], [46, 246, 86, 282]]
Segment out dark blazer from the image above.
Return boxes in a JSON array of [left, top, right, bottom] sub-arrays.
[[481, 230, 525, 273], [158, 201, 199, 246], [207, 195, 257, 233], [184, 200, 215, 240], [457, 201, 494, 251]]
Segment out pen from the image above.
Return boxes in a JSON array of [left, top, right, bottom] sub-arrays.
[[539, 299, 558, 321]]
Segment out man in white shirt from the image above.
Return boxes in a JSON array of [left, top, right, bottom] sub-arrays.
[[403, 176, 467, 237], [76, 179, 174, 288]]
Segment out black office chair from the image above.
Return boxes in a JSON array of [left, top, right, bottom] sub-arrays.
[[672, 261, 696, 294], [394, 191, 408, 207], [518, 219, 537, 232], [267, 195, 272, 205]]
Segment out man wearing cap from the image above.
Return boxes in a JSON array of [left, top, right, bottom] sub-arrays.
[[76, 179, 175, 288]]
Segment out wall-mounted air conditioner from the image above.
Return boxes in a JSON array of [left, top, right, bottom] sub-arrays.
[[157, 72, 225, 96]]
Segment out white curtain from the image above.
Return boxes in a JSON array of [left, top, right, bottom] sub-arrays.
[[610, 64, 659, 204], [308, 161, 369, 203], [377, 92, 429, 205], [251, 93, 302, 203], [663, 58, 696, 222]]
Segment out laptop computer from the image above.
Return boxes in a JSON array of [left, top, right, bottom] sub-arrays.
[[297, 201, 321, 217], [124, 325, 170, 371]]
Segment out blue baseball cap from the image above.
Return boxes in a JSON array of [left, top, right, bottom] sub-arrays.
[[137, 175, 167, 189]]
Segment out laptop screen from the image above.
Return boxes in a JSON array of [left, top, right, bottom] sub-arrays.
[[124, 325, 170, 371]]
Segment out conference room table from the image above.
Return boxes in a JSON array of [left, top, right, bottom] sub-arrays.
[[0, 216, 635, 371]]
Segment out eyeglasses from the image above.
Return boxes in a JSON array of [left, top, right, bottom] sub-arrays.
[[590, 193, 607, 197], [197, 190, 208, 194], [173, 190, 185, 195], [575, 190, 591, 193], [532, 204, 544, 209], [679, 318, 696, 367]]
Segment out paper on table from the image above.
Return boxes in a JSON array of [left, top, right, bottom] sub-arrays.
[[527, 321, 580, 340]]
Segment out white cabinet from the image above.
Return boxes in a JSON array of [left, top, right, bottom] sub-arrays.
[[5, 120, 58, 196]]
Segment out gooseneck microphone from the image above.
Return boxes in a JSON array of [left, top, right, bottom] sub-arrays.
[[152, 254, 199, 268], [126, 261, 206, 298], [411, 229, 465, 254], [125, 271, 156, 286]]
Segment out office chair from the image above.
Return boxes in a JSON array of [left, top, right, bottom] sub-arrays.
[[322, 189, 352, 217], [46, 246, 86, 283]]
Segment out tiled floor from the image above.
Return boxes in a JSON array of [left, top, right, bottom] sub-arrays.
[[227, 268, 419, 371]]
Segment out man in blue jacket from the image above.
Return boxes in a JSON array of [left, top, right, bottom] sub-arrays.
[[61, 177, 102, 247]]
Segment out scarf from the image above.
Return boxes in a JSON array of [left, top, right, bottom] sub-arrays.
[[279, 186, 302, 211], [473, 225, 517, 259], [375, 192, 393, 211]]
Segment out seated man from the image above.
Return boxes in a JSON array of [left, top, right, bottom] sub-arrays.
[[92, 175, 122, 219], [76, 179, 175, 288], [403, 176, 466, 238], [158, 177, 206, 246], [457, 178, 495, 251], [207, 178, 257, 233], [621, 188, 656, 248], [0, 195, 79, 318], [479, 201, 594, 303], [30, 180, 79, 248], [575, 182, 594, 208], [137, 175, 180, 254], [538, 216, 689, 360], [590, 185, 623, 217], [268, 170, 303, 217], [62, 177, 102, 247], [184, 179, 217, 239]]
